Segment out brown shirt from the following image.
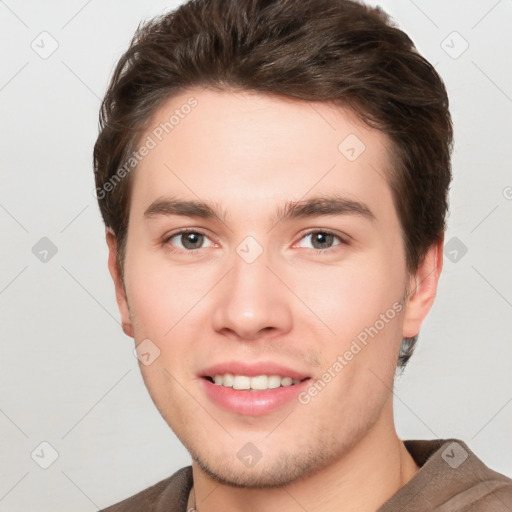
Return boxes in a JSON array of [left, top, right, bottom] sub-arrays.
[[101, 439, 512, 511]]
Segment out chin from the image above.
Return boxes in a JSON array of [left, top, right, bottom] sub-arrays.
[[188, 443, 338, 489]]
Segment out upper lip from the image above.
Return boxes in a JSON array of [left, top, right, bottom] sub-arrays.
[[199, 361, 310, 381]]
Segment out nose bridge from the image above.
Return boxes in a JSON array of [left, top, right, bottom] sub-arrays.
[[211, 241, 293, 338]]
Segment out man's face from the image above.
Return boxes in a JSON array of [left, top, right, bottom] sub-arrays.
[[116, 88, 413, 487]]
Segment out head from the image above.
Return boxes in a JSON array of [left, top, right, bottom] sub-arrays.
[[94, 0, 452, 488]]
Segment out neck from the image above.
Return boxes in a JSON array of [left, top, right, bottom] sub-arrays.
[[189, 409, 419, 512]]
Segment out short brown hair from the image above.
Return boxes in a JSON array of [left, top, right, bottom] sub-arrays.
[[94, 0, 453, 368]]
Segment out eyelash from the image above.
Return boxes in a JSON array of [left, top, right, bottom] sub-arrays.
[[162, 228, 214, 256], [162, 228, 348, 255], [296, 229, 347, 254]]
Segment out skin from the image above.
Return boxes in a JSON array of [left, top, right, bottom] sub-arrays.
[[106, 87, 443, 512]]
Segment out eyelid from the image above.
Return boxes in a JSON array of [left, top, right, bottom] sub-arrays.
[[293, 228, 349, 248], [163, 227, 216, 250], [162, 227, 349, 253]]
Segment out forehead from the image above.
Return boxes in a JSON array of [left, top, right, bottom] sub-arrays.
[[129, 87, 394, 220]]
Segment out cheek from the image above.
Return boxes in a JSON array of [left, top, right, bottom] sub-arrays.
[[124, 249, 215, 339], [292, 254, 406, 403], [294, 257, 406, 342], [306, 273, 404, 418]]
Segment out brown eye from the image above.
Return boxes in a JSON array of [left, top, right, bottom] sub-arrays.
[[296, 231, 343, 251], [181, 232, 204, 249], [311, 232, 335, 249], [166, 231, 213, 250]]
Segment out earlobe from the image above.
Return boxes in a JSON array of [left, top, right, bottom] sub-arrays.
[[106, 228, 134, 338], [402, 238, 444, 338]]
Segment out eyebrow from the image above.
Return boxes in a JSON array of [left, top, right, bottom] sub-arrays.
[[144, 196, 225, 221], [274, 195, 375, 224], [143, 194, 375, 224]]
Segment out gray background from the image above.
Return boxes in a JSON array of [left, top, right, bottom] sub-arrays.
[[1, 0, 511, 510]]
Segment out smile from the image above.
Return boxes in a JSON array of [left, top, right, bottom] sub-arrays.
[[206, 374, 305, 390]]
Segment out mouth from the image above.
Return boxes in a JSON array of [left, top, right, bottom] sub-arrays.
[[198, 362, 312, 416], [203, 374, 310, 391]]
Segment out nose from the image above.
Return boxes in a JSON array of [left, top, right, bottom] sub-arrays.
[[211, 249, 293, 341]]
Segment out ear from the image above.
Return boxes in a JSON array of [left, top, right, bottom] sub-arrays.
[[402, 238, 444, 338], [106, 228, 134, 338]]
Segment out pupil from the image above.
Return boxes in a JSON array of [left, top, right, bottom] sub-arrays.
[[313, 232, 333, 249], [182, 233, 203, 249]]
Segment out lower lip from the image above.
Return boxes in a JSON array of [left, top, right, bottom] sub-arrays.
[[200, 378, 311, 416]]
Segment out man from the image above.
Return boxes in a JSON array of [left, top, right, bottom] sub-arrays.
[[94, 0, 512, 510]]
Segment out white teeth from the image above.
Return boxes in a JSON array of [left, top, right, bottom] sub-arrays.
[[267, 375, 282, 389], [232, 375, 251, 390], [211, 374, 304, 390], [250, 375, 268, 390], [223, 374, 234, 387]]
